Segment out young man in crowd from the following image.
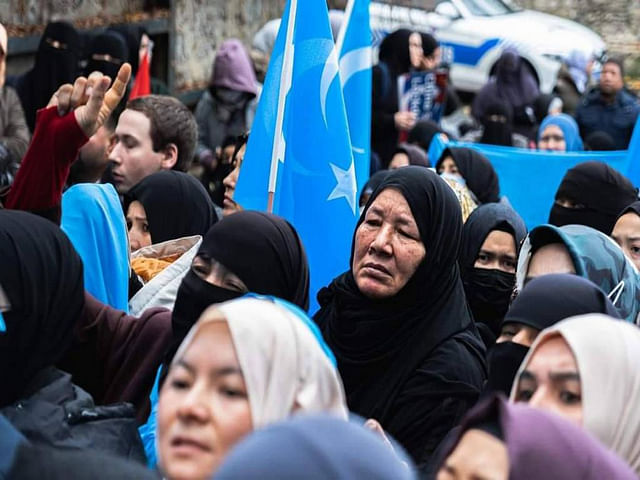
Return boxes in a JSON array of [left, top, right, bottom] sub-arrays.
[[108, 94, 197, 194]]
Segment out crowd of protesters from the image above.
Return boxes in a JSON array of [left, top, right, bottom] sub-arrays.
[[1, 8, 640, 479]]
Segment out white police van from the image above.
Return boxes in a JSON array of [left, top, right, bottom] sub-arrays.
[[370, 0, 606, 94]]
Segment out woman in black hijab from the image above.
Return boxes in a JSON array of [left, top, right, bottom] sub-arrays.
[[84, 31, 129, 81], [486, 273, 620, 395], [168, 210, 310, 363], [612, 201, 640, 270], [124, 170, 218, 250], [14, 21, 81, 132], [407, 119, 445, 153], [549, 161, 638, 234], [436, 147, 500, 204], [0, 210, 144, 460], [372, 29, 421, 166], [479, 100, 515, 147], [460, 203, 527, 346], [315, 166, 486, 466]]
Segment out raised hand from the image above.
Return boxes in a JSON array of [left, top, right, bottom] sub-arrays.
[[47, 63, 132, 137]]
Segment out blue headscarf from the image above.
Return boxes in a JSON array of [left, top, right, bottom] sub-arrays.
[[215, 414, 417, 480], [61, 184, 129, 312], [517, 224, 639, 324], [538, 113, 584, 152]]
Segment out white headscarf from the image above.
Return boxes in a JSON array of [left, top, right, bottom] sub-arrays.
[[510, 314, 640, 474], [172, 297, 348, 428]]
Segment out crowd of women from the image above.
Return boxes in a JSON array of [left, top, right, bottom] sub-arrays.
[[2, 14, 640, 480]]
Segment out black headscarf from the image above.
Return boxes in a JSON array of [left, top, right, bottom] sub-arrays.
[[421, 32, 439, 58], [378, 29, 413, 76], [107, 24, 145, 76], [315, 166, 475, 423], [584, 131, 617, 151], [407, 119, 443, 152], [549, 161, 638, 234], [15, 21, 81, 132], [479, 100, 514, 147], [485, 273, 620, 395], [168, 211, 310, 366], [0, 211, 84, 407], [460, 204, 527, 342], [84, 31, 128, 80], [617, 200, 640, 224], [123, 171, 218, 245], [437, 147, 500, 204]]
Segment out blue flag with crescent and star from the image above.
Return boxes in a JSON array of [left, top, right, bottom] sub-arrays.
[[337, 0, 372, 195], [234, 0, 360, 314]]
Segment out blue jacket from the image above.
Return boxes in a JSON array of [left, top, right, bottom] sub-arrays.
[[575, 87, 640, 150]]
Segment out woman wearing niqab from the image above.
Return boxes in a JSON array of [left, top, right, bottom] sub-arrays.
[[315, 167, 486, 466]]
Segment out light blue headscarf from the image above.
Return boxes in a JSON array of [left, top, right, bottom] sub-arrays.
[[538, 113, 584, 152], [61, 183, 130, 312]]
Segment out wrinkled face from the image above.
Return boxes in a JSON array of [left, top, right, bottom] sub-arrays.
[[600, 62, 623, 96], [409, 33, 423, 69], [475, 230, 517, 273], [352, 188, 426, 299], [611, 212, 640, 271], [438, 156, 459, 175], [191, 256, 249, 292], [389, 152, 410, 169], [158, 321, 253, 480], [538, 125, 566, 152], [109, 109, 167, 194], [514, 335, 582, 425], [497, 322, 539, 347], [525, 243, 576, 285], [126, 200, 151, 252], [438, 429, 509, 480], [222, 144, 246, 217]]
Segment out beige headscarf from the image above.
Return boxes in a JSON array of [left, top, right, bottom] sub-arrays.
[[172, 297, 348, 428], [510, 314, 640, 474], [0, 23, 7, 88]]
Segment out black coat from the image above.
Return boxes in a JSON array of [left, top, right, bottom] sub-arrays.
[[1, 367, 146, 463]]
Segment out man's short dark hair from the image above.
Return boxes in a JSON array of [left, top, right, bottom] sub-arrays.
[[604, 56, 625, 78], [126, 95, 197, 172]]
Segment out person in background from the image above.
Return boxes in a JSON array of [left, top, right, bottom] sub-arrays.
[[611, 201, 640, 270], [156, 297, 347, 478], [195, 40, 258, 175], [553, 50, 590, 116], [436, 147, 500, 204], [575, 57, 640, 150], [371, 29, 422, 166], [220, 133, 248, 216], [12, 21, 81, 133], [388, 143, 429, 169], [537, 113, 583, 152], [584, 130, 617, 151], [472, 48, 539, 140], [487, 274, 619, 396], [437, 394, 636, 480], [462, 100, 529, 148], [512, 314, 640, 475], [459, 203, 527, 347], [548, 161, 637, 234], [84, 31, 128, 81], [0, 22, 29, 192], [407, 119, 447, 158]]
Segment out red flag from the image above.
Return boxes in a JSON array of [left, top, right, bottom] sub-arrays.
[[130, 51, 151, 99]]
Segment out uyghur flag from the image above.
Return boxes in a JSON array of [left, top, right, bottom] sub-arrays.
[[234, 0, 360, 313]]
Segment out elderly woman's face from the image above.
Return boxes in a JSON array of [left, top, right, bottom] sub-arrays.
[[352, 188, 426, 299], [158, 321, 253, 480]]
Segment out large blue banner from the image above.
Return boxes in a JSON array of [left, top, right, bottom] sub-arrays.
[[429, 134, 635, 229]]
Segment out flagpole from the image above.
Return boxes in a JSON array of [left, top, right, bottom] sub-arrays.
[[267, 0, 298, 213]]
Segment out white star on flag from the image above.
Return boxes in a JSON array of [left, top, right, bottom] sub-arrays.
[[327, 159, 357, 214]]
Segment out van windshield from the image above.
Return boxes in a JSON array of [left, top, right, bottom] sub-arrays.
[[457, 0, 520, 16]]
